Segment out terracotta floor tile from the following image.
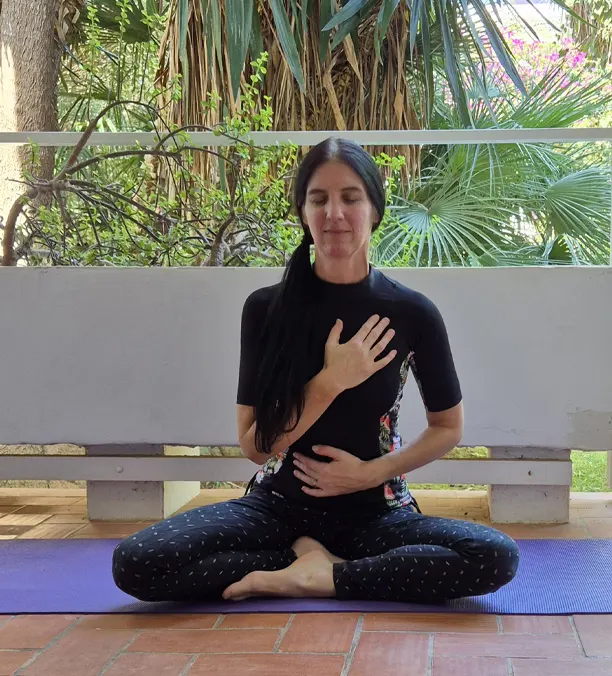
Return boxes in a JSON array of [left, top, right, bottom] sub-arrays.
[[43, 514, 91, 524], [127, 629, 279, 653], [0, 506, 18, 514], [99, 652, 193, 676], [19, 626, 134, 676], [67, 523, 154, 538], [362, 613, 498, 633], [501, 615, 573, 634], [434, 632, 582, 659], [12, 505, 87, 515], [349, 632, 429, 676], [432, 656, 508, 676], [576, 503, 612, 518], [188, 653, 345, 676], [17, 523, 86, 539], [220, 614, 291, 629], [0, 615, 78, 650], [0, 514, 51, 527], [582, 519, 612, 538], [279, 614, 358, 653], [0, 526, 25, 538], [0, 497, 80, 506], [79, 614, 219, 631], [496, 523, 590, 539], [0, 650, 38, 675], [512, 658, 612, 676], [573, 615, 612, 657]]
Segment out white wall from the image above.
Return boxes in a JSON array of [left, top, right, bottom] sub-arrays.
[[1, 266, 611, 450]]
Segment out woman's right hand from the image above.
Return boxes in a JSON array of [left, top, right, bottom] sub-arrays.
[[322, 315, 397, 392]]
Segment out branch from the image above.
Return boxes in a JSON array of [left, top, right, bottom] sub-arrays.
[[2, 187, 37, 266]]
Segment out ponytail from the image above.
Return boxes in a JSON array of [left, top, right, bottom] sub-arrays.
[[253, 231, 316, 454]]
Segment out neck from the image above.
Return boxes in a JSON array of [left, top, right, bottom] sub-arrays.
[[313, 253, 370, 285]]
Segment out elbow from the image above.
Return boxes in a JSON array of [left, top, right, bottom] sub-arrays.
[[239, 440, 269, 466], [429, 422, 463, 451]]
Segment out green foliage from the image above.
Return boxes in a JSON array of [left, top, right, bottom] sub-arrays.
[[16, 4, 611, 270], [22, 55, 305, 268], [60, 0, 167, 131], [569, 0, 612, 67], [370, 49, 612, 268]]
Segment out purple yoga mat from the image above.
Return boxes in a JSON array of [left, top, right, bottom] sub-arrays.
[[0, 538, 611, 615]]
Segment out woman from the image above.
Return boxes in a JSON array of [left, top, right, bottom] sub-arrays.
[[113, 137, 519, 604]]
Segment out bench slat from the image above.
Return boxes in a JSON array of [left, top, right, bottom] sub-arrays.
[[0, 455, 572, 486]]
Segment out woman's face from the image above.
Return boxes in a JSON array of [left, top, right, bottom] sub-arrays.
[[301, 159, 379, 260]]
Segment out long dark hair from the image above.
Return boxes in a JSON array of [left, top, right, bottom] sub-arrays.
[[253, 137, 386, 454]]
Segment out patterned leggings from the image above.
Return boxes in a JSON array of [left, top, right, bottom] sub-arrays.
[[112, 488, 519, 604]]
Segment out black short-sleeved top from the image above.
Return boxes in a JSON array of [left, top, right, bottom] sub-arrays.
[[237, 265, 462, 513]]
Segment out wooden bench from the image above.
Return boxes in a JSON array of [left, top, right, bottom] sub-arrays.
[[1, 266, 610, 523]]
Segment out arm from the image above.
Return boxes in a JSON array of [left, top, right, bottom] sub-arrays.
[[237, 369, 341, 465], [367, 294, 463, 484], [366, 402, 463, 486], [236, 289, 343, 465]]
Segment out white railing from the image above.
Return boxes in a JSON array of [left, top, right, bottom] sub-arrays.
[[1, 127, 612, 146], [1, 127, 611, 497]]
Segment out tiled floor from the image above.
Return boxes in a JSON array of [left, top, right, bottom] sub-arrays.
[[1, 488, 611, 675]]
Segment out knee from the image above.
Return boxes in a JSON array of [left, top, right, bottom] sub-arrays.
[[112, 538, 157, 601], [479, 532, 520, 592]]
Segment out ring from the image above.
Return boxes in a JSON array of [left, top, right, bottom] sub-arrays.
[[313, 477, 318, 486]]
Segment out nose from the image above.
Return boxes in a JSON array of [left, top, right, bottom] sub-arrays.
[[325, 197, 345, 222]]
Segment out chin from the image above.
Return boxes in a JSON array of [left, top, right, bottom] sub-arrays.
[[321, 244, 355, 258]]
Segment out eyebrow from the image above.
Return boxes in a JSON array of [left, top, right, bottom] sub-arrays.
[[307, 186, 364, 195]]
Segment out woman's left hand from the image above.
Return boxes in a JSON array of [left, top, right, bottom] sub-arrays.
[[293, 446, 375, 497]]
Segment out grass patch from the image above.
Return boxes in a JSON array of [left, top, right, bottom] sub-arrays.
[[404, 448, 609, 493], [571, 450, 609, 492]]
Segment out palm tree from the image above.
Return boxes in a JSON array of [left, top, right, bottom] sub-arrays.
[[372, 66, 612, 267], [154, 0, 580, 166], [569, 0, 612, 68]]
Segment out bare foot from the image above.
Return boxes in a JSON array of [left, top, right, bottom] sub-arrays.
[[222, 550, 337, 601], [291, 536, 344, 564]]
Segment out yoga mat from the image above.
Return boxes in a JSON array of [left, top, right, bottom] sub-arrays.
[[1, 538, 611, 615]]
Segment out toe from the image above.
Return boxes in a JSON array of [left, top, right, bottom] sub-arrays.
[[223, 580, 249, 600]]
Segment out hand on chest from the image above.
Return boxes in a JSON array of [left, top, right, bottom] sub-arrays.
[[309, 306, 409, 416]]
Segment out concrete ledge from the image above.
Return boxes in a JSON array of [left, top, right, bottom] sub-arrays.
[[488, 448, 571, 524]]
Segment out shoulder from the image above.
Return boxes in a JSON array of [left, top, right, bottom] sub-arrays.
[[244, 283, 279, 307], [241, 283, 280, 322], [373, 269, 442, 321]]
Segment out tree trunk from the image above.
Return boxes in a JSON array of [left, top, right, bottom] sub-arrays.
[[0, 0, 62, 238]]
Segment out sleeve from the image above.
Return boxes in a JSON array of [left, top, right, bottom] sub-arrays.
[[408, 295, 462, 413], [236, 289, 270, 406]]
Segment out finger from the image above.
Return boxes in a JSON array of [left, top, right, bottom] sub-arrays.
[[370, 327, 395, 357], [326, 318, 343, 346], [293, 454, 324, 472], [302, 486, 332, 497], [312, 445, 342, 459], [293, 469, 318, 486], [373, 348, 398, 370], [353, 314, 381, 343], [293, 458, 319, 476], [362, 317, 391, 349]]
